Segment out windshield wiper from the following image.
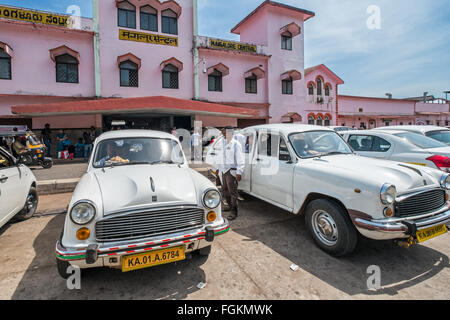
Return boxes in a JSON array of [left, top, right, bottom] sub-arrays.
[[317, 151, 350, 158], [150, 160, 181, 165]]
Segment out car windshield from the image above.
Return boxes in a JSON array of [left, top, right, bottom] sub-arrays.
[[393, 132, 447, 149], [425, 130, 450, 145], [289, 131, 353, 158], [93, 137, 184, 168]]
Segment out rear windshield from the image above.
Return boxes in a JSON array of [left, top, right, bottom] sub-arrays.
[[394, 132, 447, 149], [426, 130, 450, 145]]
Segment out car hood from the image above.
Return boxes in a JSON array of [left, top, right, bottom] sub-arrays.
[[305, 155, 440, 193], [93, 165, 197, 215]]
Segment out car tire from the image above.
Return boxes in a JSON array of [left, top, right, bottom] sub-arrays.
[[42, 159, 53, 169], [15, 187, 38, 221], [305, 199, 358, 257], [198, 245, 212, 256], [56, 258, 71, 279]]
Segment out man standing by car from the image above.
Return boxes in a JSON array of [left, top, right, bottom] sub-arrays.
[[216, 126, 245, 221], [83, 126, 97, 162]]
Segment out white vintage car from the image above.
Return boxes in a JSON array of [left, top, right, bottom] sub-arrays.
[[0, 146, 38, 229], [56, 130, 229, 278], [206, 124, 450, 256], [341, 129, 450, 171]]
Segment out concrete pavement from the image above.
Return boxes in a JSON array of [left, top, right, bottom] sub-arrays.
[[1, 192, 449, 300]]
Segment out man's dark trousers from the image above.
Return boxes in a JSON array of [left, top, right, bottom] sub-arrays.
[[221, 170, 239, 215]]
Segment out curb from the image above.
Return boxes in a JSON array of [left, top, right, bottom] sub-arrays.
[[37, 166, 213, 195]]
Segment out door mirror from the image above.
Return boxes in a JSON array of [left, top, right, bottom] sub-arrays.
[[279, 153, 291, 162]]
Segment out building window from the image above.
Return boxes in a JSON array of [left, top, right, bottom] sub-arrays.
[[245, 75, 257, 94], [208, 69, 222, 92], [55, 54, 78, 83], [140, 5, 157, 31], [325, 84, 330, 96], [162, 64, 179, 89], [281, 32, 292, 50], [0, 49, 11, 80], [282, 79, 293, 95], [162, 9, 178, 35], [119, 60, 138, 87], [118, 1, 136, 29], [316, 78, 323, 96], [308, 83, 314, 95], [308, 116, 315, 125], [316, 116, 323, 126], [324, 116, 331, 126]]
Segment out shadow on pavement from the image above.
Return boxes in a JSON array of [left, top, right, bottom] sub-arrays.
[[232, 195, 450, 297], [11, 214, 207, 300]]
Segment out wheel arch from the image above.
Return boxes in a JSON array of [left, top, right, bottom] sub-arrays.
[[297, 192, 349, 216]]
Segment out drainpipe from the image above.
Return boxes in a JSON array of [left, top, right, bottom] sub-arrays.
[[193, 0, 199, 100], [93, 0, 101, 98]]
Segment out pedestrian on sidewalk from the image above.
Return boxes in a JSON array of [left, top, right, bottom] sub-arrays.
[[83, 127, 97, 162], [216, 126, 245, 221], [41, 123, 52, 157]]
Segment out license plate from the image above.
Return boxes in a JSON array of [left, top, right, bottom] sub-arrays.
[[122, 246, 185, 272], [416, 224, 448, 243]]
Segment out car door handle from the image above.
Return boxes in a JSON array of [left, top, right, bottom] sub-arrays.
[[210, 152, 217, 156], [0, 176, 8, 183]]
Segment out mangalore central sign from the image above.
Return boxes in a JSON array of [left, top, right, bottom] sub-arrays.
[[119, 29, 178, 47], [209, 39, 257, 53]]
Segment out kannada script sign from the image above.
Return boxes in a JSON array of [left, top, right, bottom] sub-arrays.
[[119, 29, 178, 47], [0, 6, 74, 28]]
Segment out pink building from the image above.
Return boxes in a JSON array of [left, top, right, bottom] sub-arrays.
[[0, 0, 448, 142]]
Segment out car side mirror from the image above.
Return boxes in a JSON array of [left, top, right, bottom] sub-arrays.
[[279, 153, 292, 162]]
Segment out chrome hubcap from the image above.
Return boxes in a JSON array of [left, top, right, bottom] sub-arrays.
[[26, 195, 36, 213], [312, 210, 338, 246]]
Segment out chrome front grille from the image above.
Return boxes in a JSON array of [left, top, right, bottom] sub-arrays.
[[396, 189, 446, 217], [95, 206, 205, 242]]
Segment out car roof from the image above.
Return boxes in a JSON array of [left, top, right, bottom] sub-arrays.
[[345, 129, 410, 135], [96, 130, 176, 143], [242, 124, 334, 136], [373, 125, 449, 134]]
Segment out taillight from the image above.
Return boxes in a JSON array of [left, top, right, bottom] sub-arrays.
[[426, 155, 450, 172]]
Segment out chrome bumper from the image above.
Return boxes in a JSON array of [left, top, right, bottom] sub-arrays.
[[56, 220, 230, 265], [354, 207, 450, 240]]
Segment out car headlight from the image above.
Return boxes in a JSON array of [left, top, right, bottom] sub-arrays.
[[203, 189, 221, 209], [70, 201, 96, 225], [380, 184, 396, 205], [440, 174, 450, 190]]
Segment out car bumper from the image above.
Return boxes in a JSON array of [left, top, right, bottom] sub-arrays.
[[56, 219, 230, 269], [353, 206, 450, 240]]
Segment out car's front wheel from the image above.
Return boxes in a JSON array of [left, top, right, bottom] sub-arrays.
[[305, 199, 358, 256], [15, 187, 38, 221], [56, 258, 71, 279]]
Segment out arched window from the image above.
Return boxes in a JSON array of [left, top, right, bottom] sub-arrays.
[[208, 69, 222, 92], [162, 64, 179, 89], [308, 116, 315, 125], [325, 84, 330, 96], [316, 115, 323, 126], [281, 31, 292, 50], [316, 78, 322, 96], [308, 83, 314, 95], [118, 1, 136, 29], [162, 9, 178, 35], [140, 5, 157, 31], [245, 75, 257, 94], [0, 48, 11, 80], [324, 116, 331, 126], [120, 60, 138, 87], [56, 54, 78, 83]]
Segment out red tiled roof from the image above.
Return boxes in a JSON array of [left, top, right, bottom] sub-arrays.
[[11, 96, 260, 118]]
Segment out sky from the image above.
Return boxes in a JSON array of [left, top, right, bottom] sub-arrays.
[[1, 0, 449, 99]]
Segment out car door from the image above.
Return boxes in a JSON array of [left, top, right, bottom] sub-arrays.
[[238, 130, 256, 193], [0, 149, 23, 228], [251, 132, 294, 210], [347, 134, 393, 159]]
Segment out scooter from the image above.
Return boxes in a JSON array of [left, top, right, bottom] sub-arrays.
[[11, 132, 53, 169]]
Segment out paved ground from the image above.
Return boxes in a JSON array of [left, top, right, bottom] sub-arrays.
[[0, 192, 449, 300]]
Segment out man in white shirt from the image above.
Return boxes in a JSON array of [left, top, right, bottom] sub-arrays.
[[233, 130, 247, 152], [190, 129, 201, 161], [216, 126, 245, 221]]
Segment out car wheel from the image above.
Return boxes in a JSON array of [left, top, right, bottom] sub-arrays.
[[198, 245, 212, 256], [15, 187, 38, 221], [305, 199, 358, 256], [56, 258, 71, 279]]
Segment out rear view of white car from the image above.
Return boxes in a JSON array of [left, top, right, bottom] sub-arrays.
[[342, 130, 450, 171], [374, 125, 450, 146], [0, 147, 38, 229]]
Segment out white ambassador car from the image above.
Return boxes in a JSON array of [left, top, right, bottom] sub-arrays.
[[0, 147, 38, 229], [56, 130, 229, 278], [206, 124, 450, 256], [374, 125, 450, 146], [342, 130, 450, 171]]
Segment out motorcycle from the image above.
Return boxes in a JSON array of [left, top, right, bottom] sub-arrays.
[[10, 131, 53, 169]]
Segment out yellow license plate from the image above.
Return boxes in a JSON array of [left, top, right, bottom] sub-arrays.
[[416, 224, 447, 243], [122, 246, 185, 272]]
